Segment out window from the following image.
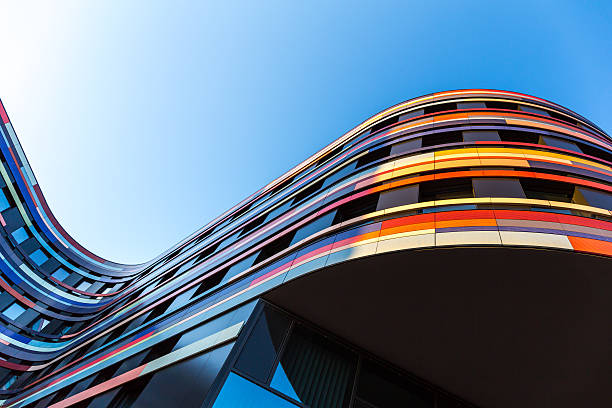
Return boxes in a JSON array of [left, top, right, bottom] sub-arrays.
[[0, 189, 11, 211], [190, 270, 226, 299], [457, 101, 486, 109], [486, 101, 518, 110], [520, 178, 574, 202], [254, 232, 297, 265], [573, 187, 612, 210], [398, 109, 424, 121], [419, 178, 474, 202], [194, 242, 220, 264], [221, 252, 259, 285], [316, 145, 343, 167], [518, 105, 550, 116], [356, 146, 392, 168], [498, 129, 539, 144], [322, 162, 357, 189], [2, 302, 25, 320], [462, 130, 500, 142], [292, 179, 324, 205], [421, 131, 463, 147], [230, 203, 253, 221], [270, 324, 357, 407], [11, 227, 29, 244], [234, 307, 291, 382], [538, 135, 582, 153], [269, 176, 295, 196], [213, 373, 298, 408], [423, 102, 456, 114], [369, 116, 399, 134], [391, 138, 422, 155], [333, 193, 380, 224], [377, 185, 419, 211], [30, 317, 50, 331], [30, 249, 48, 266], [473, 178, 526, 198], [76, 281, 92, 292], [239, 214, 266, 237], [51, 268, 70, 282], [290, 211, 337, 246]]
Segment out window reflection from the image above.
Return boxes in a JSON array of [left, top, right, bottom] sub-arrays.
[[213, 373, 297, 408]]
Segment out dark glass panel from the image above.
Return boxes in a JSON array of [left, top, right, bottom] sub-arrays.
[[390, 138, 422, 155], [333, 193, 380, 224], [234, 307, 291, 382], [473, 178, 526, 198], [520, 178, 574, 202], [131, 343, 234, 408], [538, 135, 582, 153], [518, 105, 550, 116], [322, 162, 357, 189], [421, 131, 463, 147], [356, 359, 433, 408], [369, 116, 399, 134], [290, 211, 336, 246], [270, 324, 357, 408], [423, 102, 456, 114], [419, 178, 474, 202], [457, 101, 486, 109], [575, 187, 612, 210], [377, 185, 419, 211], [356, 146, 392, 168], [293, 179, 325, 205], [398, 109, 424, 121], [462, 130, 500, 142], [212, 372, 297, 407]]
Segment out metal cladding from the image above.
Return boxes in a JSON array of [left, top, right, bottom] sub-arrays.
[[0, 89, 610, 407]]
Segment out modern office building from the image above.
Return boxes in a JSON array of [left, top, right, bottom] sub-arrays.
[[0, 89, 610, 408]]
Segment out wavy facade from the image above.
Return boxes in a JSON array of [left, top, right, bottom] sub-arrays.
[[0, 90, 610, 407]]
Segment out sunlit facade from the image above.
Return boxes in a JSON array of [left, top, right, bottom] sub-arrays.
[[0, 90, 610, 407]]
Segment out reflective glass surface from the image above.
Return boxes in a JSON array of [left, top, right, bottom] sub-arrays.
[[213, 373, 297, 408]]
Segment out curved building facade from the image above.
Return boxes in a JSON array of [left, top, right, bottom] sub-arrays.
[[0, 90, 609, 407]]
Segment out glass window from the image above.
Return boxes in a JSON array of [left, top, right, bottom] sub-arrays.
[[377, 185, 419, 211], [290, 211, 336, 246], [462, 130, 500, 142], [574, 187, 612, 210], [76, 281, 91, 291], [539, 135, 582, 153], [234, 307, 291, 382], [518, 105, 550, 116], [270, 324, 357, 408], [30, 249, 48, 266], [2, 303, 25, 320], [398, 109, 424, 121], [132, 343, 235, 408], [322, 162, 357, 189], [51, 268, 70, 282], [356, 146, 392, 168], [457, 101, 486, 109], [213, 373, 297, 408], [473, 178, 526, 198], [0, 190, 10, 211], [11, 227, 29, 244], [221, 252, 259, 285], [391, 138, 422, 155], [30, 317, 50, 331]]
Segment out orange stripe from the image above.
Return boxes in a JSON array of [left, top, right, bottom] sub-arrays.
[[568, 236, 612, 257]]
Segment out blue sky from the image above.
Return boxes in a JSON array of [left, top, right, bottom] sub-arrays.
[[0, 1, 610, 263]]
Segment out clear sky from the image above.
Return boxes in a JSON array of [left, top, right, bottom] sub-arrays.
[[0, 1, 610, 263]]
